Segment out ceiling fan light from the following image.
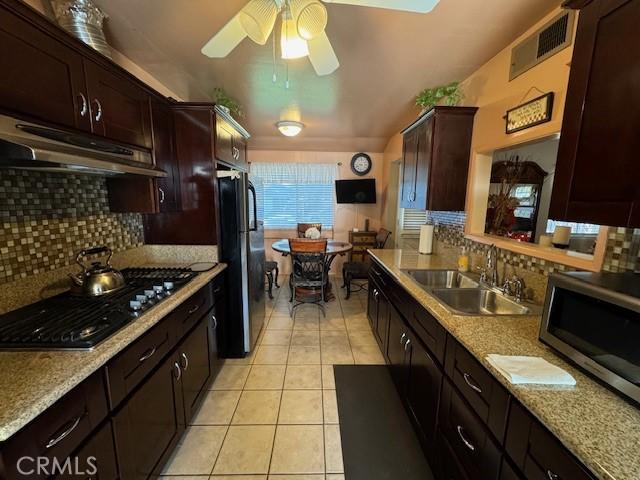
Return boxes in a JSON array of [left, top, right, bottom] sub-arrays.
[[277, 120, 304, 137], [289, 0, 328, 40], [280, 16, 309, 59], [239, 0, 279, 45]]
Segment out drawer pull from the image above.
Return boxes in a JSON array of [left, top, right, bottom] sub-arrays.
[[139, 347, 157, 363], [211, 314, 218, 330], [373, 269, 386, 286], [547, 471, 560, 480], [173, 362, 182, 380], [45, 414, 83, 449], [77, 93, 88, 117], [404, 338, 411, 351], [463, 373, 483, 394], [92, 98, 102, 122], [188, 304, 201, 315], [181, 352, 189, 370], [456, 425, 476, 452], [400, 332, 407, 345]]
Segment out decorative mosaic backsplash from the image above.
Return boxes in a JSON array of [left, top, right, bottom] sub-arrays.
[[0, 169, 143, 284], [425, 211, 640, 275]]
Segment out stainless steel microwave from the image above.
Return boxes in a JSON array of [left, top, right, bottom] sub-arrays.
[[540, 271, 640, 405]]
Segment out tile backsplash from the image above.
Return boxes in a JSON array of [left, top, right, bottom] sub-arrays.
[[0, 169, 143, 284]]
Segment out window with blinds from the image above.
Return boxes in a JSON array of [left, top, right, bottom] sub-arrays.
[[250, 162, 337, 229], [400, 208, 428, 231]]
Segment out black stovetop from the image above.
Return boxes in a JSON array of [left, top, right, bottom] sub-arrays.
[[0, 267, 197, 350]]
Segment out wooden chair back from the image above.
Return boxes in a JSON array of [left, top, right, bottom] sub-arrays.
[[289, 238, 327, 253], [297, 223, 323, 238], [375, 228, 392, 249]]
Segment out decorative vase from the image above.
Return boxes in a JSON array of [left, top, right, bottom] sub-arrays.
[[52, 0, 112, 59]]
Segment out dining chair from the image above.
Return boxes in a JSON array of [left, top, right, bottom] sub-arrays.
[[342, 228, 392, 299], [265, 260, 280, 299], [288, 238, 328, 317], [297, 223, 323, 238]]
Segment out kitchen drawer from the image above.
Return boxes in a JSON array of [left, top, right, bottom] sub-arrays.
[[210, 273, 226, 305], [106, 318, 172, 409], [370, 261, 394, 294], [439, 379, 502, 480], [0, 372, 108, 480], [445, 335, 509, 441], [437, 430, 471, 480], [505, 401, 596, 480], [171, 283, 214, 340]]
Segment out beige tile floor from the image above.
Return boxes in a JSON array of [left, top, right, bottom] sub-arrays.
[[162, 277, 384, 479]]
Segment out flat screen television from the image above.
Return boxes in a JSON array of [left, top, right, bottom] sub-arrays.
[[335, 179, 376, 204]]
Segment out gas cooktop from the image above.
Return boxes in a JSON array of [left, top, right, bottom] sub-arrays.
[[0, 267, 197, 351]]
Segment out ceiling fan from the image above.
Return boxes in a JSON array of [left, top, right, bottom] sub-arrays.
[[201, 0, 439, 76]]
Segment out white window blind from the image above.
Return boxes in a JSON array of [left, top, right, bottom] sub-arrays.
[[250, 162, 337, 229], [400, 208, 428, 231], [546, 220, 600, 235]]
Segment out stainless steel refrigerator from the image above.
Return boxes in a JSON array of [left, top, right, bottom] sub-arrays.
[[217, 168, 265, 356]]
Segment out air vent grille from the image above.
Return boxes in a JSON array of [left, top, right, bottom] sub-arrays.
[[509, 11, 575, 81], [538, 13, 569, 58]]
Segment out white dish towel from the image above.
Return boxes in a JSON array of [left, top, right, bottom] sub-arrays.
[[486, 354, 576, 386]]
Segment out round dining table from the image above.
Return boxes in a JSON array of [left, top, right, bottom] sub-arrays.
[[271, 239, 353, 301]]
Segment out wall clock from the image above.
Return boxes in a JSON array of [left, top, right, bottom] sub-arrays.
[[351, 153, 372, 176]]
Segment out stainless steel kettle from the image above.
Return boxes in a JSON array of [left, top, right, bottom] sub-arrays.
[[69, 245, 126, 296]]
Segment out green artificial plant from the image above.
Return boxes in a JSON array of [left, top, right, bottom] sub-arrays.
[[211, 87, 244, 118], [416, 82, 462, 111]]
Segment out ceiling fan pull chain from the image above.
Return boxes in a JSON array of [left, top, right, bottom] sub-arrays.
[[272, 28, 277, 83], [286, 62, 290, 89]]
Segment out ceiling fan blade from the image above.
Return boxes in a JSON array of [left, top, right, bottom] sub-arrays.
[[322, 0, 439, 13], [308, 32, 339, 76], [201, 14, 248, 58]]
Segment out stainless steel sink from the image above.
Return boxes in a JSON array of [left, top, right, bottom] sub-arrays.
[[430, 288, 535, 316], [404, 269, 480, 289]]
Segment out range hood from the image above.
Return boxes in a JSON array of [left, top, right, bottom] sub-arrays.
[[0, 114, 166, 177]]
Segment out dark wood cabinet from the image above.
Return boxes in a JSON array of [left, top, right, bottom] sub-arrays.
[[113, 353, 185, 480], [551, 0, 640, 227], [387, 304, 411, 391], [152, 98, 180, 212], [214, 112, 249, 170], [367, 277, 390, 353], [505, 400, 596, 480], [406, 334, 443, 454], [400, 106, 477, 210], [0, 3, 90, 132], [178, 317, 212, 424], [54, 421, 119, 480], [439, 379, 502, 480], [84, 60, 152, 149]]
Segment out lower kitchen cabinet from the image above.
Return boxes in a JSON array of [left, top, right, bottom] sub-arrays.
[[406, 333, 443, 455], [54, 421, 119, 480], [366, 259, 597, 480], [113, 352, 185, 480], [178, 317, 212, 424]]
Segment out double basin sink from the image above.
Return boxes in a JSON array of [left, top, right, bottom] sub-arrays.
[[403, 269, 537, 316]]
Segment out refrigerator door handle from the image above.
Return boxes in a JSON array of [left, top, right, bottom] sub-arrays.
[[248, 181, 258, 232]]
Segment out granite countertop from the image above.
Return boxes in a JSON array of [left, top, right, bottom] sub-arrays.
[[368, 249, 640, 480], [0, 263, 226, 443]]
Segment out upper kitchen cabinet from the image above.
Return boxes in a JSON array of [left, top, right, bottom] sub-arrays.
[[0, 2, 90, 132], [550, 0, 640, 227], [400, 106, 477, 210], [152, 98, 180, 212], [84, 60, 153, 149], [214, 107, 249, 171]]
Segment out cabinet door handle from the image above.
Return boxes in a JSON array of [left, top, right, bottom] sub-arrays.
[[138, 346, 157, 363], [173, 361, 182, 380], [547, 471, 560, 480], [400, 332, 406, 345], [211, 314, 217, 330], [456, 425, 475, 452], [78, 93, 88, 117], [463, 372, 483, 394], [45, 413, 84, 449], [180, 352, 189, 370], [92, 98, 103, 122], [404, 338, 411, 351], [158, 187, 165, 204], [188, 304, 200, 315]]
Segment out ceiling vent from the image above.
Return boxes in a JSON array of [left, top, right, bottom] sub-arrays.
[[509, 11, 575, 81]]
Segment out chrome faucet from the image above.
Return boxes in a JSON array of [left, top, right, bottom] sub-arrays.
[[485, 244, 499, 287], [503, 275, 526, 303]]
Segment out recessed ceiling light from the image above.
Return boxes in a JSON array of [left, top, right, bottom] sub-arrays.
[[277, 120, 304, 137]]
